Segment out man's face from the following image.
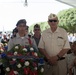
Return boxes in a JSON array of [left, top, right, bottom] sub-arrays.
[[72, 44, 76, 54], [48, 17, 58, 28], [34, 28, 41, 34]]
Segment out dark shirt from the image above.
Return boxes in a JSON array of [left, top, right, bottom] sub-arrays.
[[32, 36, 41, 46]]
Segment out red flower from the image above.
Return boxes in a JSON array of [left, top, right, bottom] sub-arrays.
[[32, 62, 37, 67], [7, 53, 13, 56], [24, 68, 30, 75], [28, 38, 32, 45], [20, 59, 25, 63], [10, 61, 16, 64], [17, 53, 22, 56], [30, 70, 38, 75], [30, 70, 33, 75], [8, 70, 16, 75], [33, 70, 38, 75]]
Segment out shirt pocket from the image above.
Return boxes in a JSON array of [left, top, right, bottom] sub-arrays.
[[57, 37, 64, 47]]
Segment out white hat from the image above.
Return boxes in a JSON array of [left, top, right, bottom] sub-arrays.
[[48, 13, 58, 20]]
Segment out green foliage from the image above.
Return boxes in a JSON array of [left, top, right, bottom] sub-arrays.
[[57, 8, 76, 34]]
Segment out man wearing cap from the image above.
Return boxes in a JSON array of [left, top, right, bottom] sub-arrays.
[[8, 19, 37, 50], [38, 13, 70, 75], [32, 24, 41, 47]]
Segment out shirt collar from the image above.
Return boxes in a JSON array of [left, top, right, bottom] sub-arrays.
[[16, 33, 28, 38], [47, 27, 59, 33]]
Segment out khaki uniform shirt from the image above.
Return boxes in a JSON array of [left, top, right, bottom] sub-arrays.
[[38, 27, 70, 56], [8, 33, 37, 50]]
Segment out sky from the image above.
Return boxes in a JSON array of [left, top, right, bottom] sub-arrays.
[[0, 0, 73, 31]]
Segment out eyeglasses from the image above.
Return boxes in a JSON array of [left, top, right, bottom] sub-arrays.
[[34, 29, 40, 31], [48, 20, 58, 22]]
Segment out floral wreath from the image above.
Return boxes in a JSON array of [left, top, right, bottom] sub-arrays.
[[0, 37, 44, 75]]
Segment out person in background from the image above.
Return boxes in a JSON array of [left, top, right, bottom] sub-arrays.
[[67, 42, 73, 54], [0, 33, 9, 75], [7, 34, 11, 41], [0, 32, 2, 42], [8, 19, 37, 51], [25, 25, 33, 40], [32, 24, 41, 47], [11, 27, 18, 38], [38, 13, 70, 75], [1, 34, 9, 46], [0, 43, 5, 75], [25, 25, 29, 34], [67, 41, 76, 75]]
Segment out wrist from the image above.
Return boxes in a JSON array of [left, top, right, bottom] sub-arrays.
[[57, 55, 61, 60], [46, 56, 50, 60], [44, 56, 50, 62]]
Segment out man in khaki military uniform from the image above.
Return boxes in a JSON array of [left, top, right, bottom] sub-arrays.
[[38, 13, 70, 75]]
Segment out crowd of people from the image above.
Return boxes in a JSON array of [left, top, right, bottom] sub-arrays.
[[0, 13, 76, 75]]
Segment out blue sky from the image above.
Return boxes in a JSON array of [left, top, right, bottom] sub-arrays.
[[0, 0, 72, 31]]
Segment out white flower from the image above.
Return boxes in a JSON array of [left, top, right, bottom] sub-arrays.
[[34, 52, 38, 56], [6, 67, 10, 72], [14, 71, 18, 74], [17, 63, 22, 68], [40, 67, 44, 72], [15, 46, 19, 49], [30, 47, 34, 51], [1, 49, 4, 53], [34, 67, 37, 70], [23, 48, 27, 52], [12, 58, 16, 61], [14, 51, 18, 55], [24, 61, 30, 66]]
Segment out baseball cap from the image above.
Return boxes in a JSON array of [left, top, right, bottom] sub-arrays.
[[34, 24, 40, 29]]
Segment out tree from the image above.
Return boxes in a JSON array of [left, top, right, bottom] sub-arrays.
[[57, 8, 76, 34]]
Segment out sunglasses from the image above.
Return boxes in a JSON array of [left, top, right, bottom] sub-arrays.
[[49, 20, 58, 22]]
